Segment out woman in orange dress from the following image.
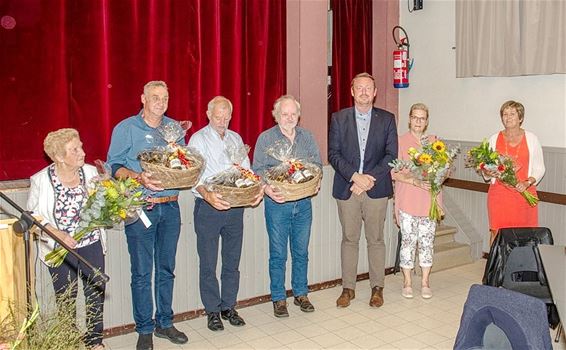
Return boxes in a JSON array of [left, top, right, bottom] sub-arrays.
[[485, 101, 545, 244]]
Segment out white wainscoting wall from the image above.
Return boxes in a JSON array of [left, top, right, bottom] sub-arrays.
[[2, 145, 563, 329], [0, 166, 398, 329]]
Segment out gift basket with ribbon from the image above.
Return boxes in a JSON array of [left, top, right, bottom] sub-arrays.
[[265, 140, 322, 201], [204, 144, 262, 207], [138, 121, 205, 189]]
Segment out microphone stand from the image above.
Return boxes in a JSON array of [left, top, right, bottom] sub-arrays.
[[0, 191, 110, 318]]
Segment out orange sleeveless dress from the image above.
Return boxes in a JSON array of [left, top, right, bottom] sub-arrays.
[[487, 132, 538, 232]]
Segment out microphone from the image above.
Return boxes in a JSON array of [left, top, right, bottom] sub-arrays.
[[13, 211, 34, 233]]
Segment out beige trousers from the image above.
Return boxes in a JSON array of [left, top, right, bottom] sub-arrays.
[[336, 193, 388, 289]]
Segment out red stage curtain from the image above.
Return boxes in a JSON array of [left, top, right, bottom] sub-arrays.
[[329, 0, 372, 114], [0, 0, 285, 181]]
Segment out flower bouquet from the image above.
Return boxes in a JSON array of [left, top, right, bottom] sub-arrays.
[[138, 121, 205, 189], [389, 137, 460, 222], [204, 144, 262, 207], [45, 162, 146, 267], [465, 139, 538, 206], [264, 140, 322, 201]]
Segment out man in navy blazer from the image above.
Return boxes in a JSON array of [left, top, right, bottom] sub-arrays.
[[328, 72, 398, 308]]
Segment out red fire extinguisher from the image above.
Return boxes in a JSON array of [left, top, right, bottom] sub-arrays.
[[392, 26, 412, 88]]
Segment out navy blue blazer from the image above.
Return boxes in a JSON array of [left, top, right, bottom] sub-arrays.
[[328, 106, 398, 200]]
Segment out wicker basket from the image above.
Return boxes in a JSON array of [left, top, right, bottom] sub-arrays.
[[140, 157, 204, 189], [270, 167, 322, 201], [212, 182, 262, 207]]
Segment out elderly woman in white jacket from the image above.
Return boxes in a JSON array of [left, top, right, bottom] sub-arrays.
[[483, 101, 545, 244], [27, 128, 106, 350]]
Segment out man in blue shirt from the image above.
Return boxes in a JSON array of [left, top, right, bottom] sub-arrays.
[[107, 81, 188, 350], [252, 95, 322, 318]]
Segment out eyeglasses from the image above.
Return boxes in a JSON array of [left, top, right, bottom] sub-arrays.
[[410, 116, 427, 122]]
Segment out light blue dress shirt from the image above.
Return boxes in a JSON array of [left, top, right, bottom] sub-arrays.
[[106, 110, 185, 197], [355, 108, 372, 173]]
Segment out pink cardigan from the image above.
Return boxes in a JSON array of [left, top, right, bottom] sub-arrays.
[[392, 132, 443, 221]]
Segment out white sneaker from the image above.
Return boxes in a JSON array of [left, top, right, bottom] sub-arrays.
[[401, 287, 414, 299], [421, 287, 433, 299]]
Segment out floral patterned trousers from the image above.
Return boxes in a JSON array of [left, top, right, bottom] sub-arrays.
[[399, 210, 436, 269]]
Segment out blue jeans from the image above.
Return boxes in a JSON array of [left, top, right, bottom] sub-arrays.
[[125, 202, 181, 334], [264, 197, 312, 301], [194, 198, 244, 313]]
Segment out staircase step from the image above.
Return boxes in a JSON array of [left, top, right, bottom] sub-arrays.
[[432, 242, 473, 272], [435, 225, 457, 245], [414, 242, 472, 275]]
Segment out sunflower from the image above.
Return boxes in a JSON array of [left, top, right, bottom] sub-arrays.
[[432, 140, 446, 153], [418, 153, 432, 164]]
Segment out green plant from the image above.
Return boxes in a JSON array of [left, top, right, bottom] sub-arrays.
[[0, 278, 100, 349]]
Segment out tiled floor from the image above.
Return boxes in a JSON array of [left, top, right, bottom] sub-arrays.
[[104, 260, 566, 349]]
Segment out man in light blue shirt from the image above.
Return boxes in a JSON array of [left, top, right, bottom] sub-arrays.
[[189, 96, 263, 332], [106, 81, 188, 350]]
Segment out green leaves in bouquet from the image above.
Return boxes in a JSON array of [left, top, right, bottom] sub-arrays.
[[45, 177, 145, 267], [466, 139, 499, 169], [466, 140, 538, 206]]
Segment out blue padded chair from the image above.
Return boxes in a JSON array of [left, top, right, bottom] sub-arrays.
[[454, 284, 552, 350]]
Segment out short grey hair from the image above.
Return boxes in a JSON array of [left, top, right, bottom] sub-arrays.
[[272, 95, 301, 121], [207, 96, 233, 114], [43, 128, 80, 162], [143, 81, 168, 96]]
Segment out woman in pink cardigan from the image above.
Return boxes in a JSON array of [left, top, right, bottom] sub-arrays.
[[391, 103, 441, 299]]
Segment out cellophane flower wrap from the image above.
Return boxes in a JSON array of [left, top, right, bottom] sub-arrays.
[[138, 120, 204, 172], [265, 139, 319, 185], [204, 144, 261, 189], [389, 137, 460, 222], [465, 139, 538, 206], [45, 162, 146, 267]]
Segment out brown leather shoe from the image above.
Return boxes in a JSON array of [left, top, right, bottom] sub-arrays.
[[273, 300, 289, 318], [336, 288, 355, 308], [369, 286, 384, 307], [294, 295, 315, 312]]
